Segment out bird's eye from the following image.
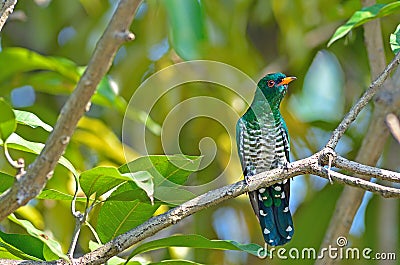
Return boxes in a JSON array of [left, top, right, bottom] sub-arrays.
[[267, 80, 275, 87]]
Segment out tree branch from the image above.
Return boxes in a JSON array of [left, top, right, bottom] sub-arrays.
[[0, 0, 140, 221], [1, 147, 400, 264], [334, 155, 400, 182], [0, 0, 17, 32]]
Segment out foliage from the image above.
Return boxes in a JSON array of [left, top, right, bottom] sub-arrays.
[[0, 0, 399, 264]]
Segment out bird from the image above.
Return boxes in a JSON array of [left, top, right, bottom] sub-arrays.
[[236, 72, 296, 246]]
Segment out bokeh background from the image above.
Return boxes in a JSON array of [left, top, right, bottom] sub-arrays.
[[1, 0, 400, 264]]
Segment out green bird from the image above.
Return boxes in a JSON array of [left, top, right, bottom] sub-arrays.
[[236, 72, 296, 246]]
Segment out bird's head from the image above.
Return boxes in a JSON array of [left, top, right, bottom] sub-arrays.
[[257, 72, 296, 108]]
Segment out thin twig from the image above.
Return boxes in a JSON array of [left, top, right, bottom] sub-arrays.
[[3, 143, 19, 168], [0, 0, 140, 221], [312, 166, 400, 198], [0, 0, 17, 32]]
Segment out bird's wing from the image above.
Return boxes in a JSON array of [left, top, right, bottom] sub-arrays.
[[236, 118, 261, 218]]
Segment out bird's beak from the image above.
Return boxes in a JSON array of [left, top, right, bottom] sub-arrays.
[[278, 76, 297, 86]]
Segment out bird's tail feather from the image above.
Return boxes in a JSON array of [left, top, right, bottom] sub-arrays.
[[257, 184, 293, 246]]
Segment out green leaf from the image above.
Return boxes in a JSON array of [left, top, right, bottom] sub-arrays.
[[390, 24, 400, 54], [120, 155, 201, 185], [106, 181, 151, 203], [0, 171, 14, 193], [0, 47, 79, 84], [0, 230, 43, 260], [163, 0, 206, 60], [7, 214, 68, 260], [122, 171, 154, 204], [80, 166, 156, 204], [129, 234, 263, 259], [328, 2, 400, 46], [37, 189, 87, 202], [119, 155, 201, 204], [0, 133, 78, 177], [96, 200, 160, 243], [79, 166, 131, 199], [14, 110, 53, 132], [0, 98, 16, 142]]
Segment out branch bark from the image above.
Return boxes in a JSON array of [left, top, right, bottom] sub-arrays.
[[0, 0, 17, 32], [0, 0, 140, 221]]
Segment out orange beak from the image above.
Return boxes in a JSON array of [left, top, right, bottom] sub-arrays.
[[278, 76, 297, 86]]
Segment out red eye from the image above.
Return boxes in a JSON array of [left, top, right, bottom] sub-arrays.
[[267, 80, 275, 87]]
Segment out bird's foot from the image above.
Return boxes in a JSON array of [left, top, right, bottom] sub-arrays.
[[281, 161, 290, 172]]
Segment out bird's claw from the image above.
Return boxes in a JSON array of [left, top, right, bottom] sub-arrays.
[[283, 161, 289, 172]]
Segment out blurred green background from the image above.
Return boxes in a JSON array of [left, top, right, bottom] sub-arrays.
[[0, 0, 399, 264]]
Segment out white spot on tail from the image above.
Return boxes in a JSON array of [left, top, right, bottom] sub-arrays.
[[259, 188, 266, 193], [260, 210, 267, 216], [264, 228, 270, 234], [286, 236, 291, 240], [258, 194, 263, 201], [281, 191, 285, 199], [283, 179, 288, 184], [286, 226, 293, 232], [283, 207, 289, 212], [274, 186, 282, 191]]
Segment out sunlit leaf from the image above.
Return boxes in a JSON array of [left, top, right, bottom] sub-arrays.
[[0, 98, 16, 142], [7, 214, 68, 260], [0, 230, 43, 260], [119, 155, 201, 204], [14, 110, 53, 132], [37, 189, 87, 202], [120, 155, 201, 185], [0, 133, 78, 177], [122, 171, 154, 204], [96, 199, 160, 243], [79, 167, 130, 199], [390, 24, 400, 54], [129, 234, 263, 260], [328, 2, 400, 46]]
